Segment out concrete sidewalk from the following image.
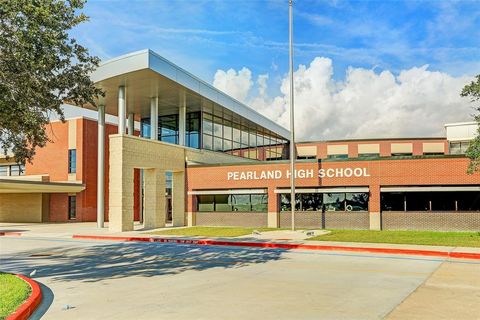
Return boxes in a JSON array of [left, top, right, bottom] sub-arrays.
[[2, 222, 480, 259]]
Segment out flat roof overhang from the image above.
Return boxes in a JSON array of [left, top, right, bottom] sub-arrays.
[[0, 179, 85, 193], [82, 49, 289, 139]]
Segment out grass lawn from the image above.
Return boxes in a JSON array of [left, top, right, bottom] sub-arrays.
[[147, 226, 284, 237], [0, 273, 31, 320], [307, 230, 480, 247]]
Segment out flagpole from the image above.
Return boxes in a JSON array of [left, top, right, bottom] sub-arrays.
[[289, 0, 296, 231]]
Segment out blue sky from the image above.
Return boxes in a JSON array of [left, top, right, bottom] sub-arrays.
[[74, 0, 480, 85], [68, 0, 480, 139]]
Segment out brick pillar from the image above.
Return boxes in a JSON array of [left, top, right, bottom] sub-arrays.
[[143, 169, 166, 229], [369, 184, 381, 230], [187, 194, 196, 227], [172, 171, 185, 227], [267, 187, 279, 228], [109, 137, 134, 232]]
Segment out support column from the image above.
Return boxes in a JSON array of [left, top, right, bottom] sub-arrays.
[[118, 86, 126, 134], [267, 187, 279, 228], [178, 91, 186, 146], [139, 169, 143, 223], [127, 113, 134, 135], [150, 97, 158, 140], [172, 171, 185, 226], [187, 194, 196, 227], [97, 104, 105, 228], [369, 185, 381, 230], [143, 169, 166, 229]]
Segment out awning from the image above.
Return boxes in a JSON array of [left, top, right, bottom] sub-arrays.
[[381, 186, 480, 192], [188, 188, 267, 195], [0, 179, 85, 193], [274, 187, 369, 194]]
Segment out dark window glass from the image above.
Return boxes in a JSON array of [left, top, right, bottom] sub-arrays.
[[68, 149, 76, 173], [346, 193, 369, 211], [406, 192, 429, 211], [197, 195, 214, 212], [141, 118, 151, 138], [186, 112, 200, 149], [301, 193, 323, 211], [159, 114, 178, 144], [327, 154, 348, 159], [381, 192, 405, 211], [431, 192, 455, 211], [391, 153, 412, 157], [358, 153, 379, 158], [280, 194, 301, 211], [68, 196, 76, 220], [457, 192, 480, 211], [0, 166, 7, 176], [324, 193, 345, 211]]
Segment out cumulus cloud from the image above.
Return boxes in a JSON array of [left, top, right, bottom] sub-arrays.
[[213, 58, 474, 141], [213, 67, 253, 103]]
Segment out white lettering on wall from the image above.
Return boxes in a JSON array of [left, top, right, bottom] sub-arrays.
[[226, 167, 371, 181]]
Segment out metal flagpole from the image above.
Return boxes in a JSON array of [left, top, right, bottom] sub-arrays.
[[289, 0, 296, 231]]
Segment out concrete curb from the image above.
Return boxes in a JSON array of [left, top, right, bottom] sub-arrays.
[[72, 234, 480, 260], [6, 274, 42, 320]]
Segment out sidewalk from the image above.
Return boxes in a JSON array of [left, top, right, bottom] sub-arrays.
[[2, 222, 480, 260]]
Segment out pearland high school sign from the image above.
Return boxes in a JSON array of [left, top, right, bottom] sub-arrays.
[[227, 168, 371, 181]]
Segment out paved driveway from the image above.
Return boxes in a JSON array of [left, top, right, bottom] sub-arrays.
[[1, 236, 479, 319]]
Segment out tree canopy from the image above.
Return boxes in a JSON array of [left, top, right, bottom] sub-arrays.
[[0, 0, 103, 164], [460, 75, 480, 174]]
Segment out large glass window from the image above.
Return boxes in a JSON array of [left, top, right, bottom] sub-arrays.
[[381, 192, 405, 211], [141, 118, 151, 138], [68, 149, 76, 173], [346, 193, 369, 211], [449, 141, 470, 154], [196, 193, 268, 212], [324, 193, 345, 211], [159, 115, 178, 144], [457, 192, 480, 211], [186, 112, 200, 148]]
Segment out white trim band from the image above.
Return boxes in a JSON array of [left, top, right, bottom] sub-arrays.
[[188, 189, 267, 195], [274, 187, 369, 194], [381, 186, 480, 192]]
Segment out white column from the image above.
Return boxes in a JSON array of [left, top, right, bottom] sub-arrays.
[[178, 91, 186, 146], [127, 113, 134, 135], [97, 104, 105, 228], [118, 86, 126, 134], [150, 97, 158, 140]]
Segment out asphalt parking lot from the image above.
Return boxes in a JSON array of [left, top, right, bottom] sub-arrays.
[[1, 236, 479, 320]]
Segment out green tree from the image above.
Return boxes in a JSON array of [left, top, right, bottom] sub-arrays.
[[460, 75, 480, 174], [0, 0, 103, 164]]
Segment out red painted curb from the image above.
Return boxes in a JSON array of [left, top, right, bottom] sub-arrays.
[[0, 232, 22, 236], [6, 274, 42, 320], [72, 234, 480, 260]]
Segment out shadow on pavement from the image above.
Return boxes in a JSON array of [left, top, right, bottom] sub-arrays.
[[4, 242, 284, 283], [29, 282, 54, 320]]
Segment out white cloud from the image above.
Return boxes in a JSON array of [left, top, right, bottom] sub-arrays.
[[214, 57, 474, 141], [213, 67, 253, 103]]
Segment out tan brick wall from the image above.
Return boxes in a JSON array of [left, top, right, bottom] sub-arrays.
[[382, 211, 480, 231], [196, 212, 268, 227], [0, 193, 44, 222]]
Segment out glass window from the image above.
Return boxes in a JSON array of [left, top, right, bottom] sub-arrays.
[[231, 194, 251, 211], [214, 137, 223, 151], [431, 192, 455, 211], [280, 194, 301, 211], [223, 120, 232, 140], [301, 193, 323, 211], [213, 116, 223, 137], [202, 113, 213, 135], [324, 193, 345, 211], [141, 118, 151, 138], [457, 192, 480, 211], [241, 126, 249, 146], [215, 195, 231, 211], [358, 153, 379, 158], [233, 123, 241, 144], [406, 192, 429, 211], [249, 132, 257, 147], [346, 193, 369, 211], [251, 194, 268, 212], [68, 149, 76, 173], [223, 139, 232, 152], [381, 192, 405, 211], [327, 154, 348, 159], [449, 141, 470, 155], [198, 195, 214, 211], [68, 195, 76, 220], [159, 115, 178, 143], [203, 134, 213, 150], [0, 166, 8, 176]]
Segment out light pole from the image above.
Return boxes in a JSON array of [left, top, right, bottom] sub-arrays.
[[289, 0, 296, 231]]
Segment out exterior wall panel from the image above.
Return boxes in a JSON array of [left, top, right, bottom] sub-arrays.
[[382, 211, 480, 231], [196, 212, 268, 227]]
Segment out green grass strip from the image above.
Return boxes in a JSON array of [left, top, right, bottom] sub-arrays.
[[307, 230, 480, 247], [0, 273, 31, 320], [147, 226, 284, 237]]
